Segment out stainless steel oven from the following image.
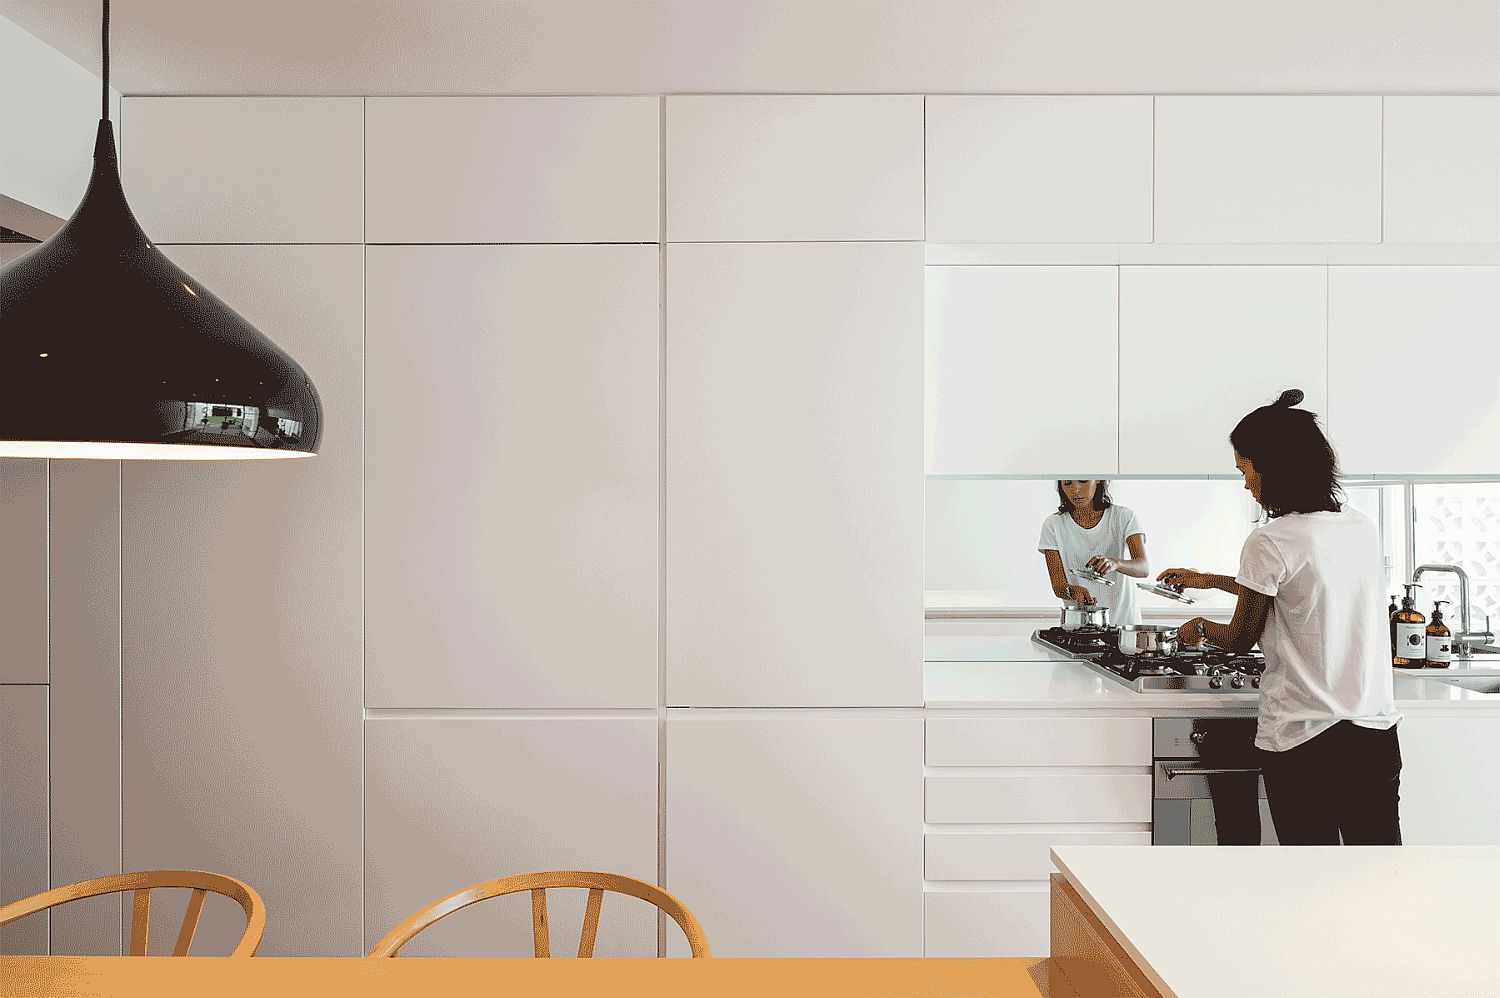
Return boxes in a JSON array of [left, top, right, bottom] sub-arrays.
[[1153, 718, 1279, 845]]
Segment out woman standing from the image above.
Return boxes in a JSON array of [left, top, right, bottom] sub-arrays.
[[1161, 389, 1402, 845], [1038, 480, 1150, 627]]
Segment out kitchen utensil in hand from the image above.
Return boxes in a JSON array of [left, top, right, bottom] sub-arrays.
[[1137, 581, 1197, 605], [1070, 566, 1115, 587]]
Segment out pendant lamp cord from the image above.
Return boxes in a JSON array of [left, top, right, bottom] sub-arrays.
[[101, 0, 110, 120]]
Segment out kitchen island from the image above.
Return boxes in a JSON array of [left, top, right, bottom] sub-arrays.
[[1049, 845, 1500, 998]]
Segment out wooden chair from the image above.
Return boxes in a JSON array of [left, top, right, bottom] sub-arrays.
[[0, 870, 265, 957], [367, 870, 710, 958]]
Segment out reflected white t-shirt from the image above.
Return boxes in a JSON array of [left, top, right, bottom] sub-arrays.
[[1235, 509, 1400, 752], [1037, 505, 1144, 626]]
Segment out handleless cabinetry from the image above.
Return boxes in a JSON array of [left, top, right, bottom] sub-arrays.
[[664, 715, 923, 956], [1383, 97, 1500, 243], [1394, 715, 1500, 845], [665, 242, 923, 707], [1119, 267, 1327, 475], [0, 686, 47, 955], [0, 459, 47, 684], [1328, 266, 1500, 476], [926, 266, 1118, 476], [925, 96, 1153, 243], [1154, 96, 1381, 243]]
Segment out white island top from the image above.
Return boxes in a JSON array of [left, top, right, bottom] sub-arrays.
[[1051, 845, 1500, 998]]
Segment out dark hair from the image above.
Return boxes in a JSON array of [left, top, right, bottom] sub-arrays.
[[1056, 480, 1113, 515], [1229, 389, 1343, 518]]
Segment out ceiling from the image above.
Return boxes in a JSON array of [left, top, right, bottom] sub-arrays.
[[4, 0, 1496, 96]]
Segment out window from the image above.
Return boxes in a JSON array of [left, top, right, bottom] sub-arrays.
[[1412, 482, 1500, 633]]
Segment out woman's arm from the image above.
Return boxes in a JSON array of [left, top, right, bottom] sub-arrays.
[[1156, 567, 1244, 597], [1042, 549, 1095, 605], [1087, 533, 1150, 580], [1180, 591, 1273, 654]]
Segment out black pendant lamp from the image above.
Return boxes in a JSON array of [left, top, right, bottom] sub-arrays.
[[0, 1, 321, 460]]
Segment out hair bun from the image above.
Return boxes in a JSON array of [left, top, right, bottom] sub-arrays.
[[1275, 389, 1305, 408]]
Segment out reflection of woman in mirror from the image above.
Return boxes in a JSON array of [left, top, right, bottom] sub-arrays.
[[1038, 480, 1150, 626]]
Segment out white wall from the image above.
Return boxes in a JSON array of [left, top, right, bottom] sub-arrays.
[[0, 15, 120, 221]]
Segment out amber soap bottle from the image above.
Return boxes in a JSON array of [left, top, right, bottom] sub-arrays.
[[1426, 600, 1453, 668], [1393, 584, 1427, 668]]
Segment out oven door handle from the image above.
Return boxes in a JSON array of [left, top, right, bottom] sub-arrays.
[[1163, 766, 1262, 780]]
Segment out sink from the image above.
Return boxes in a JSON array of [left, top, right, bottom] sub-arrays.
[[1430, 676, 1500, 695]]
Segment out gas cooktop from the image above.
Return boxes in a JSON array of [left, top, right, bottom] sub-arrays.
[[1033, 627, 1265, 694]]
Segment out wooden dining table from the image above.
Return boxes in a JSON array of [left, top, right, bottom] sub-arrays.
[[1, 955, 1071, 997]]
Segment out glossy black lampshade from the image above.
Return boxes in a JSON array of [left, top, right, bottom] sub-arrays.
[[0, 121, 321, 460]]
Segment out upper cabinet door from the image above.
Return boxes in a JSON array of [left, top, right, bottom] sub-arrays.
[[1329, 266, 1500, 476], [926, 266, 1118, 476], [121, 98, 363, 243], [666, 242, 923, 707], [925, 97, 1153, 243], [665, 96, 924, 241], [366, 245, 660, 709], [0, 459, 47, 683], [1155, 97, 1381, 243], [366, 97, 660, 243], [1119, 267, 1327, 475], [1384, 97, 1500, 243]]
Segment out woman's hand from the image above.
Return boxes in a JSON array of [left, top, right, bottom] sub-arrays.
[[1062, 585, 1096, 606], [1178, 616, 1209, 646], [1086, 555, 1119, 575], [1157, 567, 1212, 591]]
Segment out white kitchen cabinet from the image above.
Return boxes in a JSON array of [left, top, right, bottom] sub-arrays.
[[926, 717, 1151, 768], [1119, 267, 1327, 475], [0, 686, 48, 955], [364, 718, 658, 956], [925, 889, 1048, 958], [366, 97, 659, 243], [927, 773, 1153, 824], [664, 714, 923, 956], [925, 96, 1153, 243], [665, 96, 924, 241], [0, 459, 47, 683], [926, 266, 1118, 476], [121, 246, 363, 956], [366, 245, 659, 709], [1327, 266, 1500, 475], [1384, 97, 1500, 243], [1396, 715, 1500, 846], [665, 242, 923, 707], [926, 830, 1150, 882], [1155, 97, 1381, 243], [121, 98, 363, 243]]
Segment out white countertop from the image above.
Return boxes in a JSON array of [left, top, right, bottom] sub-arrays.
[[924, 636, 1500, 711], [1051, 845, 1500, 998]]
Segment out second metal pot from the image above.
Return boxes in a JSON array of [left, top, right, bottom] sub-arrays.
[[1117, 624, 1179, 656], [1060, 604, 1111, 631]]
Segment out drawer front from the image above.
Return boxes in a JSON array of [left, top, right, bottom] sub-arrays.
[[925, 889, 1049, 958], [926, 830, 1152, 881], [927, 774, 1152, 824], [927, 717, 1151, 767]]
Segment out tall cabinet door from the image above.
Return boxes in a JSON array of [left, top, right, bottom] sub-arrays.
[[665, 242, 924, 707], [1119, 267, 1327, 475], [0, 686, 48, 954], [0, 459, 47, 684], [664, 714, 923, 956]]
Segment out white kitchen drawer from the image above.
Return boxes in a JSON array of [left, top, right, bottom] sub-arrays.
[[927, 774, 1152, 824], [926, 717, 1150, 767], [926, 830, 1151, 882], [925, 889, 1048, 958]]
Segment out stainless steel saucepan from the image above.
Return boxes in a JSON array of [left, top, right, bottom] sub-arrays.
[[1117, 624, 1179, 656], [1060, 603, 1111, 631]]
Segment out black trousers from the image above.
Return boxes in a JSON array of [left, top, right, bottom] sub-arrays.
[[1259, 721, 1403, 845]]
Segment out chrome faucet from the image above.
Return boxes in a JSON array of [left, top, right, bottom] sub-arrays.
[[1412, 564, 1497, 654]]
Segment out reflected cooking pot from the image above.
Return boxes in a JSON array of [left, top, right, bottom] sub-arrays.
[[1060, 604, 1111, 631], [1117, 624, 1179, 656]]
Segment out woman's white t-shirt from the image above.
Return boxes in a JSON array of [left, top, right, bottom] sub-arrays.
[[1037, 505, 1144, 626], [1234, 508, 1400, 752]]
